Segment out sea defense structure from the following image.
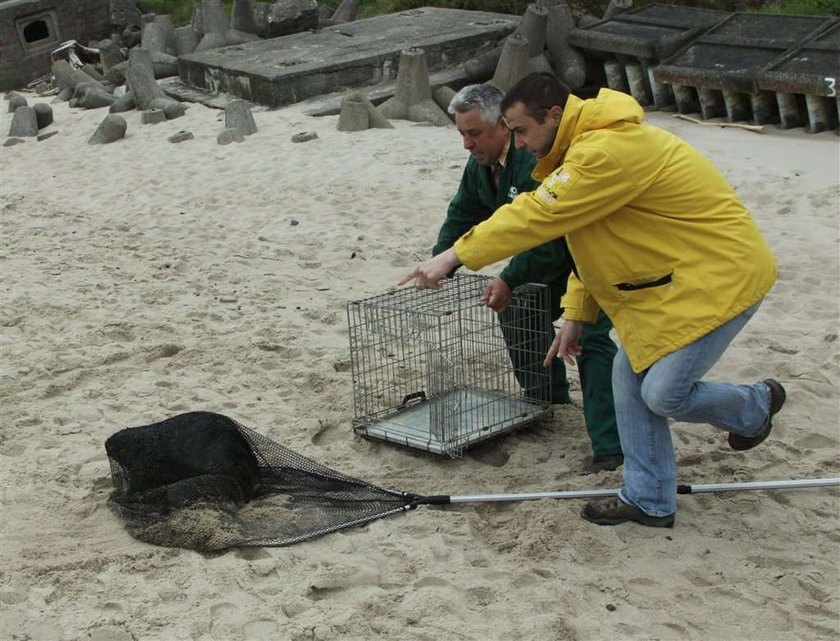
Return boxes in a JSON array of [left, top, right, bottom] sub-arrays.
[[489, 33, 531, 93], [753, 20, 840, 133], [337, 91, 393, 132], [655, 12, 837, 131], [569, 5, 839, 133], [377, 48, 451, 126]]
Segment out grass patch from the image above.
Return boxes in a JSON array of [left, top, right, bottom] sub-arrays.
[[755, 0, 840, 15]]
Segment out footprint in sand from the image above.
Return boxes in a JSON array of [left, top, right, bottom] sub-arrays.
[[243, 619, 279, 640], [468, 442, 510, 467], [87, 626, 133, 641], [413, 576, 451, 589], [210, 602, 239, 633]]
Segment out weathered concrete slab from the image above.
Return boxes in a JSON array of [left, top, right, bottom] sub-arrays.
[[568, 3, 729, 61], [655, 12, 834, 93], [177, 7, 518, 107], [161, 64, 469, 115], [757, 19, 840, 96]]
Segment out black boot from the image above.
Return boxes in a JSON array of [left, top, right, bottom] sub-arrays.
[[729, 379, 786, 451]]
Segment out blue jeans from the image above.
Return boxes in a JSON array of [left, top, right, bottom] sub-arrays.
[[613, 301, 771, 516]]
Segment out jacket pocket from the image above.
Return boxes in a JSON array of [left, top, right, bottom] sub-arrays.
[[615, 272, 673, 292]]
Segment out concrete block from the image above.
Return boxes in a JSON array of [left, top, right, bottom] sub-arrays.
[[169, 131, 194, 143], [225, 99, 258, 135], [218, 128, 245, 144], [233, 0, 259, 34], [378, 48, 450, 126], [110, 93, 136, 113], [142, 109, 167, 124], [175, 26, 201, 56], [8, 107, 38, 137], [8, 94, 27, 113], [33, 103, 53, 129], [291, 130, 318, 142], [89, 115, 127, 144], [266, 0, 318, 38], [148, 98, 186, 120]]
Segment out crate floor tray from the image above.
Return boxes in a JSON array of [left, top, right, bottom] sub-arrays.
[[354, 388, 551, 455]]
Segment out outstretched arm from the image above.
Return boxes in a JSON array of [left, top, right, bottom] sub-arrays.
[[398, 247, 461, 289]]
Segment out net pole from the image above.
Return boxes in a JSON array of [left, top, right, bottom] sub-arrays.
[[417, 477, 840, 505]]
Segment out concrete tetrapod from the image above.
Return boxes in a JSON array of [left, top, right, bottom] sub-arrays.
[[154, 14, 178, 54], [527, 54, 555, 76], [109, 92, 136, 113], [141, 22, 167, 54], [127, 48, 182, 117], [52, 60, 109, 95], [33, 103, 53, 129], [338, 92, 393, 131], [232, 0, 258, 34], [7, 94, 26, 113], [89, 115, 127, 144], [433, 86, 456, 120], [175, 26, 200, 56], [516, 4, 547, 58], [603, 0, 633, 20], [195, 33, 227, 52], [331, 0, 358, 24], [202, 0, 230, 35], [98, 39, 124, 75], [377, 48, 451, 127], [337, 98, 368, 132], [489, 34, 530, 93], [8, 107, 38, 137], [546, 1, 586, 90], [72, 83, 117, 109], [225, 99, 258, 135], [218, 128, 245, 145]]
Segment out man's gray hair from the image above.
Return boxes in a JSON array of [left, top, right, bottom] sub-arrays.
[[448, 84, 504, 123]]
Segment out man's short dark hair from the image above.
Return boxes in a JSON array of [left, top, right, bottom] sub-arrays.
[[501, 73, 571, 123]]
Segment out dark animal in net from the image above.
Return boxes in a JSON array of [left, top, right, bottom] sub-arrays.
[[105, 412, 414, 552]]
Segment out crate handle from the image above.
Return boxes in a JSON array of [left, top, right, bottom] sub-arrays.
[[400, 391, 427, 407]]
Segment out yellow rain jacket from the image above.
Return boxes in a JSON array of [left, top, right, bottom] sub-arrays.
[[454, 89, 776, 372]]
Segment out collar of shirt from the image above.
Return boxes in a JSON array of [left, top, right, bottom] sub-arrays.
[[490, 138, 511, 186], [497, 137, 511, 171]]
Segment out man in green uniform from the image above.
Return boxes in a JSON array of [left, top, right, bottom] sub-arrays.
[[434, 83, 623, 472]]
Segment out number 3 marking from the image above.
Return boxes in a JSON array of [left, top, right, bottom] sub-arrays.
[[826, 77, 837, 98]]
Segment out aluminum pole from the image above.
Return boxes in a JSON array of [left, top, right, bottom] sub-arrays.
[[433, 477, 840, 505]]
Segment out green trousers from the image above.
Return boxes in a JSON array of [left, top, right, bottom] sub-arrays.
[[500, 289, 622, 458]]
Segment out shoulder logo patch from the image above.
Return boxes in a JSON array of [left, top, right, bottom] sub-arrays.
[[535, 167, 576, 206]]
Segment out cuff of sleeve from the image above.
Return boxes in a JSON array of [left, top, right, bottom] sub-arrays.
[[560, 292, 600, 323], [562, 308, 598, 323], [453, 233, 485, 271], [498, 270, 522, 290]]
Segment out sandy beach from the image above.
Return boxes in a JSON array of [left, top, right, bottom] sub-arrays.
[[1, 91, 838, 641]]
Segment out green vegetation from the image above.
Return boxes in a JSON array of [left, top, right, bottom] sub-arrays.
[[755, 0, 840, 15], [136, 0, 235, 25]]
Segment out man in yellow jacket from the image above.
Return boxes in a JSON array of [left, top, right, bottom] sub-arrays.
[[399, 73, 786, 528]]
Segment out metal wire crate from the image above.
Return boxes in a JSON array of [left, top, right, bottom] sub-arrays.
[[347, 274, 554, 457]]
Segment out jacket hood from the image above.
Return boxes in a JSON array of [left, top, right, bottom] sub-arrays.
[[533, 89, 645, 181]]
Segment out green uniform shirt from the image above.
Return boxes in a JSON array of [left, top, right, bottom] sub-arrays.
[[433, 139, 573, 290]]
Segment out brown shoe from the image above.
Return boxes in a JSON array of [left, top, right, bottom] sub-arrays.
[[729, 379, 786, 451], [581, 497, 675, 528]]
